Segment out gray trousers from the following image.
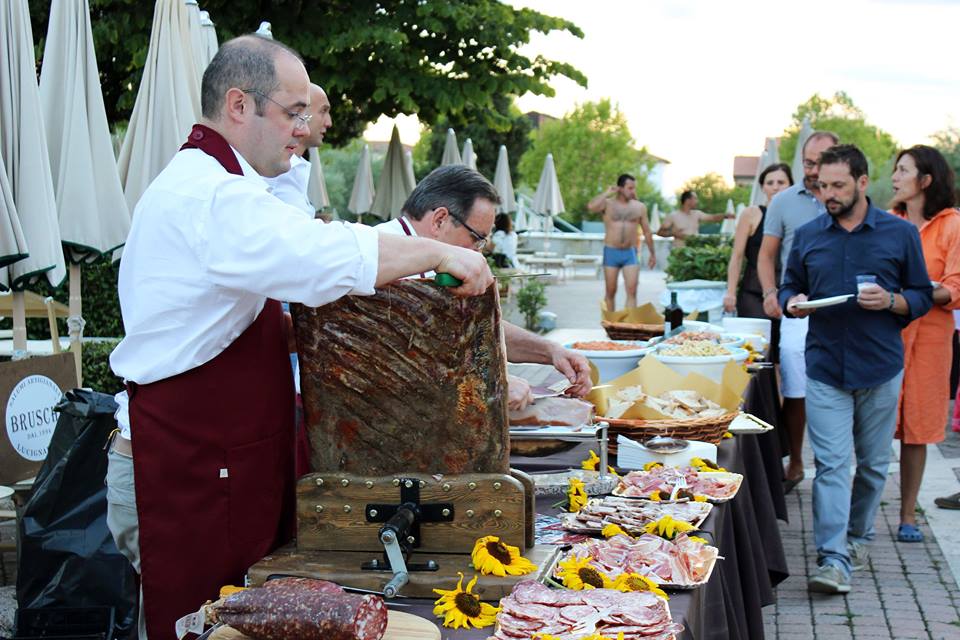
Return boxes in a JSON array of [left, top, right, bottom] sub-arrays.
[[105, 448, 147, 640]]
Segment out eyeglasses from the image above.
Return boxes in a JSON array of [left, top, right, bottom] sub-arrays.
[[802, 160, 818, 170], [242, 89, 312, 131], [449, 212, 489, 250]]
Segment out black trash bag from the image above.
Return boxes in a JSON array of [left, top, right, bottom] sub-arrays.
[[16, 388, 137, 638]]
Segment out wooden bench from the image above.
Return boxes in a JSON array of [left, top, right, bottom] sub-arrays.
[[565, 254, 603, 278], [518, 256, 572, 280]]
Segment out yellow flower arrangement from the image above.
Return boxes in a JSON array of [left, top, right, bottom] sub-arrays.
[[432, 573, 500, 629], [581, 450, 618, 475], [601, 523, 630, 539], [557, 555, 613, 590], [612, 573, 668, 600], [690, 457, 726, 473], [642, 515, 696, 540], [471, 535, 537, 577], [568, 477, 588, 513]]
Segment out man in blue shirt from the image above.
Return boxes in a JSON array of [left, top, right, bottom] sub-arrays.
[[779, 144, 932, 594]]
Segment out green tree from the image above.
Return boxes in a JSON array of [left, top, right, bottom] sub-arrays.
[[778, 92, 898, 186], [517, 99, 661, 225], [28, 0, 586, 146], [931, 126, 960, 193], [676, 173, 749, 215], [414, 95, 532, 182]]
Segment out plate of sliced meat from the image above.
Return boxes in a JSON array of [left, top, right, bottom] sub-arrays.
[[552, 533, 720, 590], [560, 496, 713, 535], [491, 580, 683, 640], [612, 467, 743, 503]]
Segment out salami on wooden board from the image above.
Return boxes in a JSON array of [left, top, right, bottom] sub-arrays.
[[208, 611, 440, 640]]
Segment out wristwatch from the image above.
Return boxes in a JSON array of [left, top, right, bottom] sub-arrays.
[[763, 288, 778, 299], [888, 292, 896, 310]]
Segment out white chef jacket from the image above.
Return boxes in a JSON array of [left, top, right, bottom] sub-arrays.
[[375, 217, 436, 278], [111, 145, 379, 437], [264, 154, 314, 218]]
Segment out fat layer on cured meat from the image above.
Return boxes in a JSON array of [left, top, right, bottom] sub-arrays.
[[509, 396, 595, 426], [560, 533, 719, 587], [293, 281, 509, 475], [562, 496, 712, 535], [488, 580, 683, 640], [616, 467, 741, 501]]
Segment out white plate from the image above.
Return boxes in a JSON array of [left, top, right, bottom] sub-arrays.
[[791, 294, 854, 310]]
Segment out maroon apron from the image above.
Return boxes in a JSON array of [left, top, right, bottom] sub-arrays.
[[130, 124, 296, 639]]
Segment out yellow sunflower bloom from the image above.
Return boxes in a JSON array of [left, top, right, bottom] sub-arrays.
[[693, 494, 708, 502], [557, 555, 613, 590], [690, 457, 726, 472], [722, 431, 733, 439], [582, 449, 601, 471], [432, 573, 500, 629], [612, 573, 668, 600], [643, 461, 664, 471], [601, 523, 630, 539], [648, 490, 662, 502], [642, 515, 696, 540], [687, 536, 709, 545], [471, 535, 537, 577], [568, 478, 588, 513]]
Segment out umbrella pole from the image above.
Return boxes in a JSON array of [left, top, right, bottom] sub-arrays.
[[69, 264, 83, 386], [11, 291, 27, 360], [45, 297, 62, 355]]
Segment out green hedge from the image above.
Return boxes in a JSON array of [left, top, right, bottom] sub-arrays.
[[80, 340, 124, 395], [665, 235, 732, 282]]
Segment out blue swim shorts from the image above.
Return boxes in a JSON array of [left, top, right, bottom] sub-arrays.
[[603, 246, 638, 268]]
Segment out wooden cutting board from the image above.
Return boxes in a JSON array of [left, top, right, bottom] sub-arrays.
[[208, 610, 440, 640]]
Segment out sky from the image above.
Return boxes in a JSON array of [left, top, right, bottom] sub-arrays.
[[364, 0, 960, 195]]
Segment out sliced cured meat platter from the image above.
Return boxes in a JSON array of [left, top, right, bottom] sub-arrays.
[[560, 497, 712, 536], [612, 468, 743, 503]]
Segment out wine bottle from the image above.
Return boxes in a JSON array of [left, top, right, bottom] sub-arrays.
[[664, 291, 684, 335]]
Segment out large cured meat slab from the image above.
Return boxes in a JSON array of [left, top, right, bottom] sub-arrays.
[[292, 279, 508, 475]]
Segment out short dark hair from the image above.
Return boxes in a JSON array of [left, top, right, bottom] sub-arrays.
[[494, 212, 513, 233], [802, 130, 839, 154], [617, 174, 635, 187], [758, 163, 794, 187], [680, 190, 696, 205], [402, 165, 501, 224], [892, 145, 957, 220], [818, 144, 869, 180], [201, 35, 303, 119]]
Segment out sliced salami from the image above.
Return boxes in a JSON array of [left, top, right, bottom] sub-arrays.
[[263, 577, 344, 594]]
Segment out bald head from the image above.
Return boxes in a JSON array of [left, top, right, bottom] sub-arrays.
[[300, 83, 331, 150], [201, 34, 304, 120]]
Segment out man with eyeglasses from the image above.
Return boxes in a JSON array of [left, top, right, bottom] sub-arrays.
[[265, 83, 332, 217], [757, 130, 838, 495], [105, 35, 492, 639], [377, 165, 594, 409]]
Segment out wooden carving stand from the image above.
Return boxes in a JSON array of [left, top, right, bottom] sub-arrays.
[[247, 471, 558, 600]]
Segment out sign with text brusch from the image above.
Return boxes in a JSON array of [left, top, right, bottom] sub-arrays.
[[0, 353, 77, 484]]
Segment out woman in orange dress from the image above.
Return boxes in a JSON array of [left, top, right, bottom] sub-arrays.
[[890, 145, 960, 542]]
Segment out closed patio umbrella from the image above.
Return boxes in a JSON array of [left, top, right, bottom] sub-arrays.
[[41, 0, 133, 382], [720, 198, 736, 234], [532, 153, 564, 246], [348, 144, 375, 223], [0, 154, 27, 278], [307, 150, 330, 213], [0, 0, 67, 358], [371, 125, 414, 220], [184, 0, 207, 77], [117, 0, 202, 211], [749, 137, 780, 207], [493, 145, 516, 214], [792, 117, 813, 186], [256, 21, 273, 39], [648, 202, 661, 233], [199, 11, 219, 66], [404, 150, 416, 190], [441, 128, 462, 166], [462, 138, 477, 171]]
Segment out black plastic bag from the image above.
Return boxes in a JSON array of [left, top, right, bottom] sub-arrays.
[[16, 389, 137, 638]]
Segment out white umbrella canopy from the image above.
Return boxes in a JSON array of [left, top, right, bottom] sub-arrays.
[[348, 144, 375, 221], [532, 153, 564, 242], [0, 0, 66, 292], [117, 0, 202, 212], [441, 128, 462, 166], [404, 150, 416, 190], [184, 0, 207, 78], [307, 150, 330, 212], [493, 145, 516, 214], [792, 116, 813, 186], [461, 138, 477, 171], [749, 137, 780, 207], [371, 125, 414, 220], [0, 153, 27, 280], [513, 203, 528, 233], [199, 11, 219, 66], [648, 202, 661, 233], [720, 198, 736, 234]]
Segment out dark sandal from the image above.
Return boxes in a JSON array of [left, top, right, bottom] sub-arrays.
[[783, 472, 805, 495], [934, 492, 960, 509], [897, 523, 923, 543]]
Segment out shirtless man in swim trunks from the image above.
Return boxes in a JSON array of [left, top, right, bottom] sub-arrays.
[[657, 190, 733, 247], [587, 174, 656, 311]]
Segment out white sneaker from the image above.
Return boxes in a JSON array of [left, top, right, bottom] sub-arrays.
[[807, 564, 851, 594], [848, 541, 869, 571]]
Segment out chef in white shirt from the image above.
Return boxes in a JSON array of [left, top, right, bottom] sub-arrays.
[[264, 83, 330, 217], [104, 34, 491, 639], [376, 165, 593, 409]]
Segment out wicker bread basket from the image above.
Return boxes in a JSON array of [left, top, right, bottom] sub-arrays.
[[603, 412, 738, 450], [601, 320, 665, 341]]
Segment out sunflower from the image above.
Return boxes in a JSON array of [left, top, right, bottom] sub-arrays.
[[432, 573, 500, 629], [601, 523, 630, 539], [690, 457, 727, 473], [687, 535, 709, 545], [581, 450, 618, 475], [642, 515, 696, 540], [612, 573, 669, 600], [722, 431, 733, 439], [557, 555, 613, 590], [471, 536, 537, 577], [568, 477, 588, 513], [642, 461, 664, 471], [648, 490, 662, 502]]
